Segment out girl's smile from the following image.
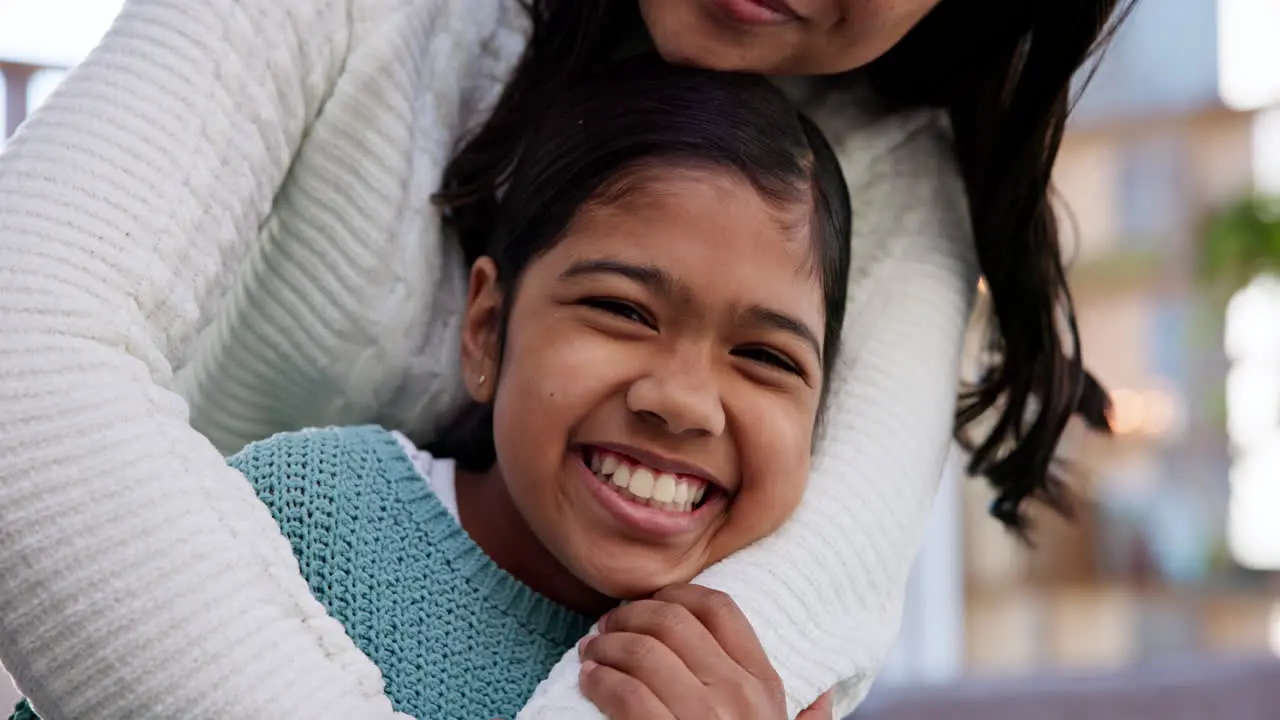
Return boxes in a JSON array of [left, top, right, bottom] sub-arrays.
[[576, 445, 729, 538]]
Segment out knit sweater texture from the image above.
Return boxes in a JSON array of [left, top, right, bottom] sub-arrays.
[[240, 426, 597, 719], [0, 0, 977, 718]]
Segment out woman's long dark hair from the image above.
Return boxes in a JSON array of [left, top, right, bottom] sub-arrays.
[[437, 0, 1136, 534]]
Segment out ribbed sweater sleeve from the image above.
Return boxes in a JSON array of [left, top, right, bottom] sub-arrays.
[[0, 0, 407, 717]]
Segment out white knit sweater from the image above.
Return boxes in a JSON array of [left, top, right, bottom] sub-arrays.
[[0, 0, 976, 718]]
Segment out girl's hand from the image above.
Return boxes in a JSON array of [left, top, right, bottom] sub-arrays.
[[579, 584, 834, 719]]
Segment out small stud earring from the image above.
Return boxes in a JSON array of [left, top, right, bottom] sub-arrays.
[[477, 374, 487, 385]]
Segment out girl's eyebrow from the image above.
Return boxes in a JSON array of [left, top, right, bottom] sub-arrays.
[[739, 306, 823, 368], [559, 258, 822, 366], [558, 258, 681, 300]]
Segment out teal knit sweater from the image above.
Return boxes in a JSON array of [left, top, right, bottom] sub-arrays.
[[11, 426, 594, 720]]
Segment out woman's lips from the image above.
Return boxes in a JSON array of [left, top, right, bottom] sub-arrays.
[[709, 0, 802, 26]]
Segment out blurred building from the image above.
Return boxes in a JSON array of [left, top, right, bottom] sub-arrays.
[[956, 0, 1280, 681]]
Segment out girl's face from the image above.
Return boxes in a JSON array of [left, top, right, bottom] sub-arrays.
[[461, 167, 826, 600], [641, 0, 943, 76]]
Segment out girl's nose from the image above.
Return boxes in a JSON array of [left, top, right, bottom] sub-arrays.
[[625, 353, 726, 437]]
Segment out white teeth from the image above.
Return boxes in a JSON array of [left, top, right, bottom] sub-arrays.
[[590, 450, 712, 513], [629, 468, 655, 499], [673, 481, 690, 505], [601, 455, 620, 475], [653, 474, 676, 503]]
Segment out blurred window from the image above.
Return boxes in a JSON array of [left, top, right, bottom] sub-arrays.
[[1117, 134, 1185, 249]]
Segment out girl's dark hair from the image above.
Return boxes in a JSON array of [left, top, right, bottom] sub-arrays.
[[437, 0, 1135, 535], [429, 56, 851, 471]]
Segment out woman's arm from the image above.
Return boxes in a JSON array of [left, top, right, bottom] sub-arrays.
[[0, 0, 406, 716], [518, 108, 978, 719]]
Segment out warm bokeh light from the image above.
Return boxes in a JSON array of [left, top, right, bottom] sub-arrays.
[[1108, 388, 1145, 435], [1106, 386, 1180, 439]]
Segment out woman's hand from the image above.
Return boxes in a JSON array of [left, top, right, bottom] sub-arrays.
[[578, 584, 834, 719]]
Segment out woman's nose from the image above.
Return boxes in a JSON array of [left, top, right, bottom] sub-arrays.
[[625, 352, 726, 437]]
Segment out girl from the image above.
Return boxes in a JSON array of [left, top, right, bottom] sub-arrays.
[[12, 58, 851, 720], [0, 1, 1129, 717]]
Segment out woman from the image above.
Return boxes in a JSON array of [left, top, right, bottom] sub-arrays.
[[0, 0, 1126, 718]]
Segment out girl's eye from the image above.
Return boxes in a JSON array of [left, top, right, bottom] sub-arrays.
[[733, 346, 804, 377], [580, 298, 655, 328]]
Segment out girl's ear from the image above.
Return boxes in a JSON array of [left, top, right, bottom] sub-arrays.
[[461, 257, 503, 403]]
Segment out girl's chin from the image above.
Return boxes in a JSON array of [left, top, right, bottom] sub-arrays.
[[576, 560, 696, 601]]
